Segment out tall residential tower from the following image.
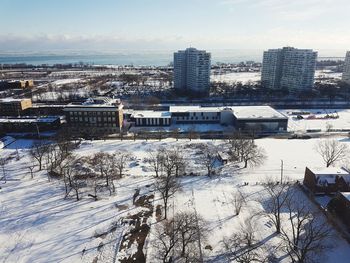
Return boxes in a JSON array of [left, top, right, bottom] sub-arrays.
[[342, 51, 350, 85], [174, 48, 211, 95], [261, 47, 317, 92]]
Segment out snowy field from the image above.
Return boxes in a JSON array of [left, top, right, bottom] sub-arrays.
[[211, 70, 342, 84], [52, 78, 82, 86], [283, 109, 350, 132], [1, 137, 350, 262], [211, 72, 261, 84]]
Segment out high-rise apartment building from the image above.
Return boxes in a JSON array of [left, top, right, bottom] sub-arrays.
[[174, 48, 211, 95], [261, 47, 317, 92], [342, 51, 350, 85]]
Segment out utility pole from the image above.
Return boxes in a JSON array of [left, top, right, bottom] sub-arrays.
[[280, 160, 284, 184], [35, 123, 40, 139]]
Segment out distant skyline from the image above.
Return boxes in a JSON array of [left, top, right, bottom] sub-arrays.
[[0, 0, 349, 52]]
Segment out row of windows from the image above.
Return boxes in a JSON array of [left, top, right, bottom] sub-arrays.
[[69, 111, 116, 117], [176, 116, 219, 121], [70, 117, 116, 122], [71, 122, 116, 127]]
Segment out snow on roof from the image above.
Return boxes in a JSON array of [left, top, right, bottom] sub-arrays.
[[131, 111, 171, 119], [0, 136, 15, 149], [311, 167, 350, 185], [169, 105, 222, 113], [341, 192, 350, 202], [64, 97, 122, 109], [232, 106, 287, 120], [0, 116, 59, 123], [313, 167, 350, 177], [168, 105, 285, 120], [0, 98, 28, 103]]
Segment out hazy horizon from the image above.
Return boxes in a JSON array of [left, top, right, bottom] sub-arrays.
[[0, 49, 346, 66]]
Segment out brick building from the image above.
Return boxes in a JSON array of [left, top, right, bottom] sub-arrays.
[[0, 98, 32, 116], [303, 167, 350, 194]]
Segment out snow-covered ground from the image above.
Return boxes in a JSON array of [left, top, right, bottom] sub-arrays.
[[52, 78, 82, 86], [1, 137, 350, 262], [283, 109, 350, 132], [211, 72, 261, 84], [211, 70, 342, 84]]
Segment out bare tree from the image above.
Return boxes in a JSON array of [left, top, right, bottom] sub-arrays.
[[223, 216, 267, 263], [231, 189, 246, 216], [153, 219, 181, 263], [152, 212, 206, 262], [171, 128, 181, 141], [240, 140, 266, 168], [114, 151, 132, 179], [0, 158, 8, 182], [228, 134, 266, 168], [90, 152, 119, 195], [199, 144, 218, 177], [262, 181, 292, 233], [174, 212, 206, 259], [155, 174, 180, 219], [172, 146, 186, 177], [30, 142, 49, 170], [145, 148, 164, 178], [28, 164, 35, 179], [66, 158, 89, 201], [281, 196, 333, 263], [315, 139, 349, 167], [188, 125, 198, 141], [90, 152, 111, 186]]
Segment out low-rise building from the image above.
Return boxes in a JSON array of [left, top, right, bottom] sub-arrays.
[[131, 111, 171, 126], [63, 97, 123, 134], [129, 105, 286, 133], [303, 167, 350, 194], [0, 98, 32, 116], [232, 106, 288, 132], [0, 80, 34, 90], [0, 116, 61, 133], [169, 106, 223, 124], [327, 192, 350, 229]]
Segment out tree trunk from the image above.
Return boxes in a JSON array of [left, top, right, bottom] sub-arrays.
[[164, 199, 168, 219], [244, 160, 248, 168], [75, 189, 79, 201]]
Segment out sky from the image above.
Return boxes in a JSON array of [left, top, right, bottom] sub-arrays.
[[0, 0, 349, 53]]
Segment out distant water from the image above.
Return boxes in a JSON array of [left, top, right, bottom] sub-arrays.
[[0, 49, 345, 66]]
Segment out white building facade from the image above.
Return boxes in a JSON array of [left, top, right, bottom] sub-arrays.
[[262, 47, 317, 92], [174, 48, 211, 94], [342, 51, 350, 85]]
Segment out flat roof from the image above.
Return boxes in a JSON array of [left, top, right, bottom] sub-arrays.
[[169, 105, 222, 113], [64, 104, 120, 109], [311, 167, 350, 185], [63, 97, 122, 109], [131, 111, 171, 118], [312, 167, 350, 177], [0, 116, 59, 123], [0, 98, 30, 103], [169, 105, 286, 119], [232, 106, 287, 120]]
